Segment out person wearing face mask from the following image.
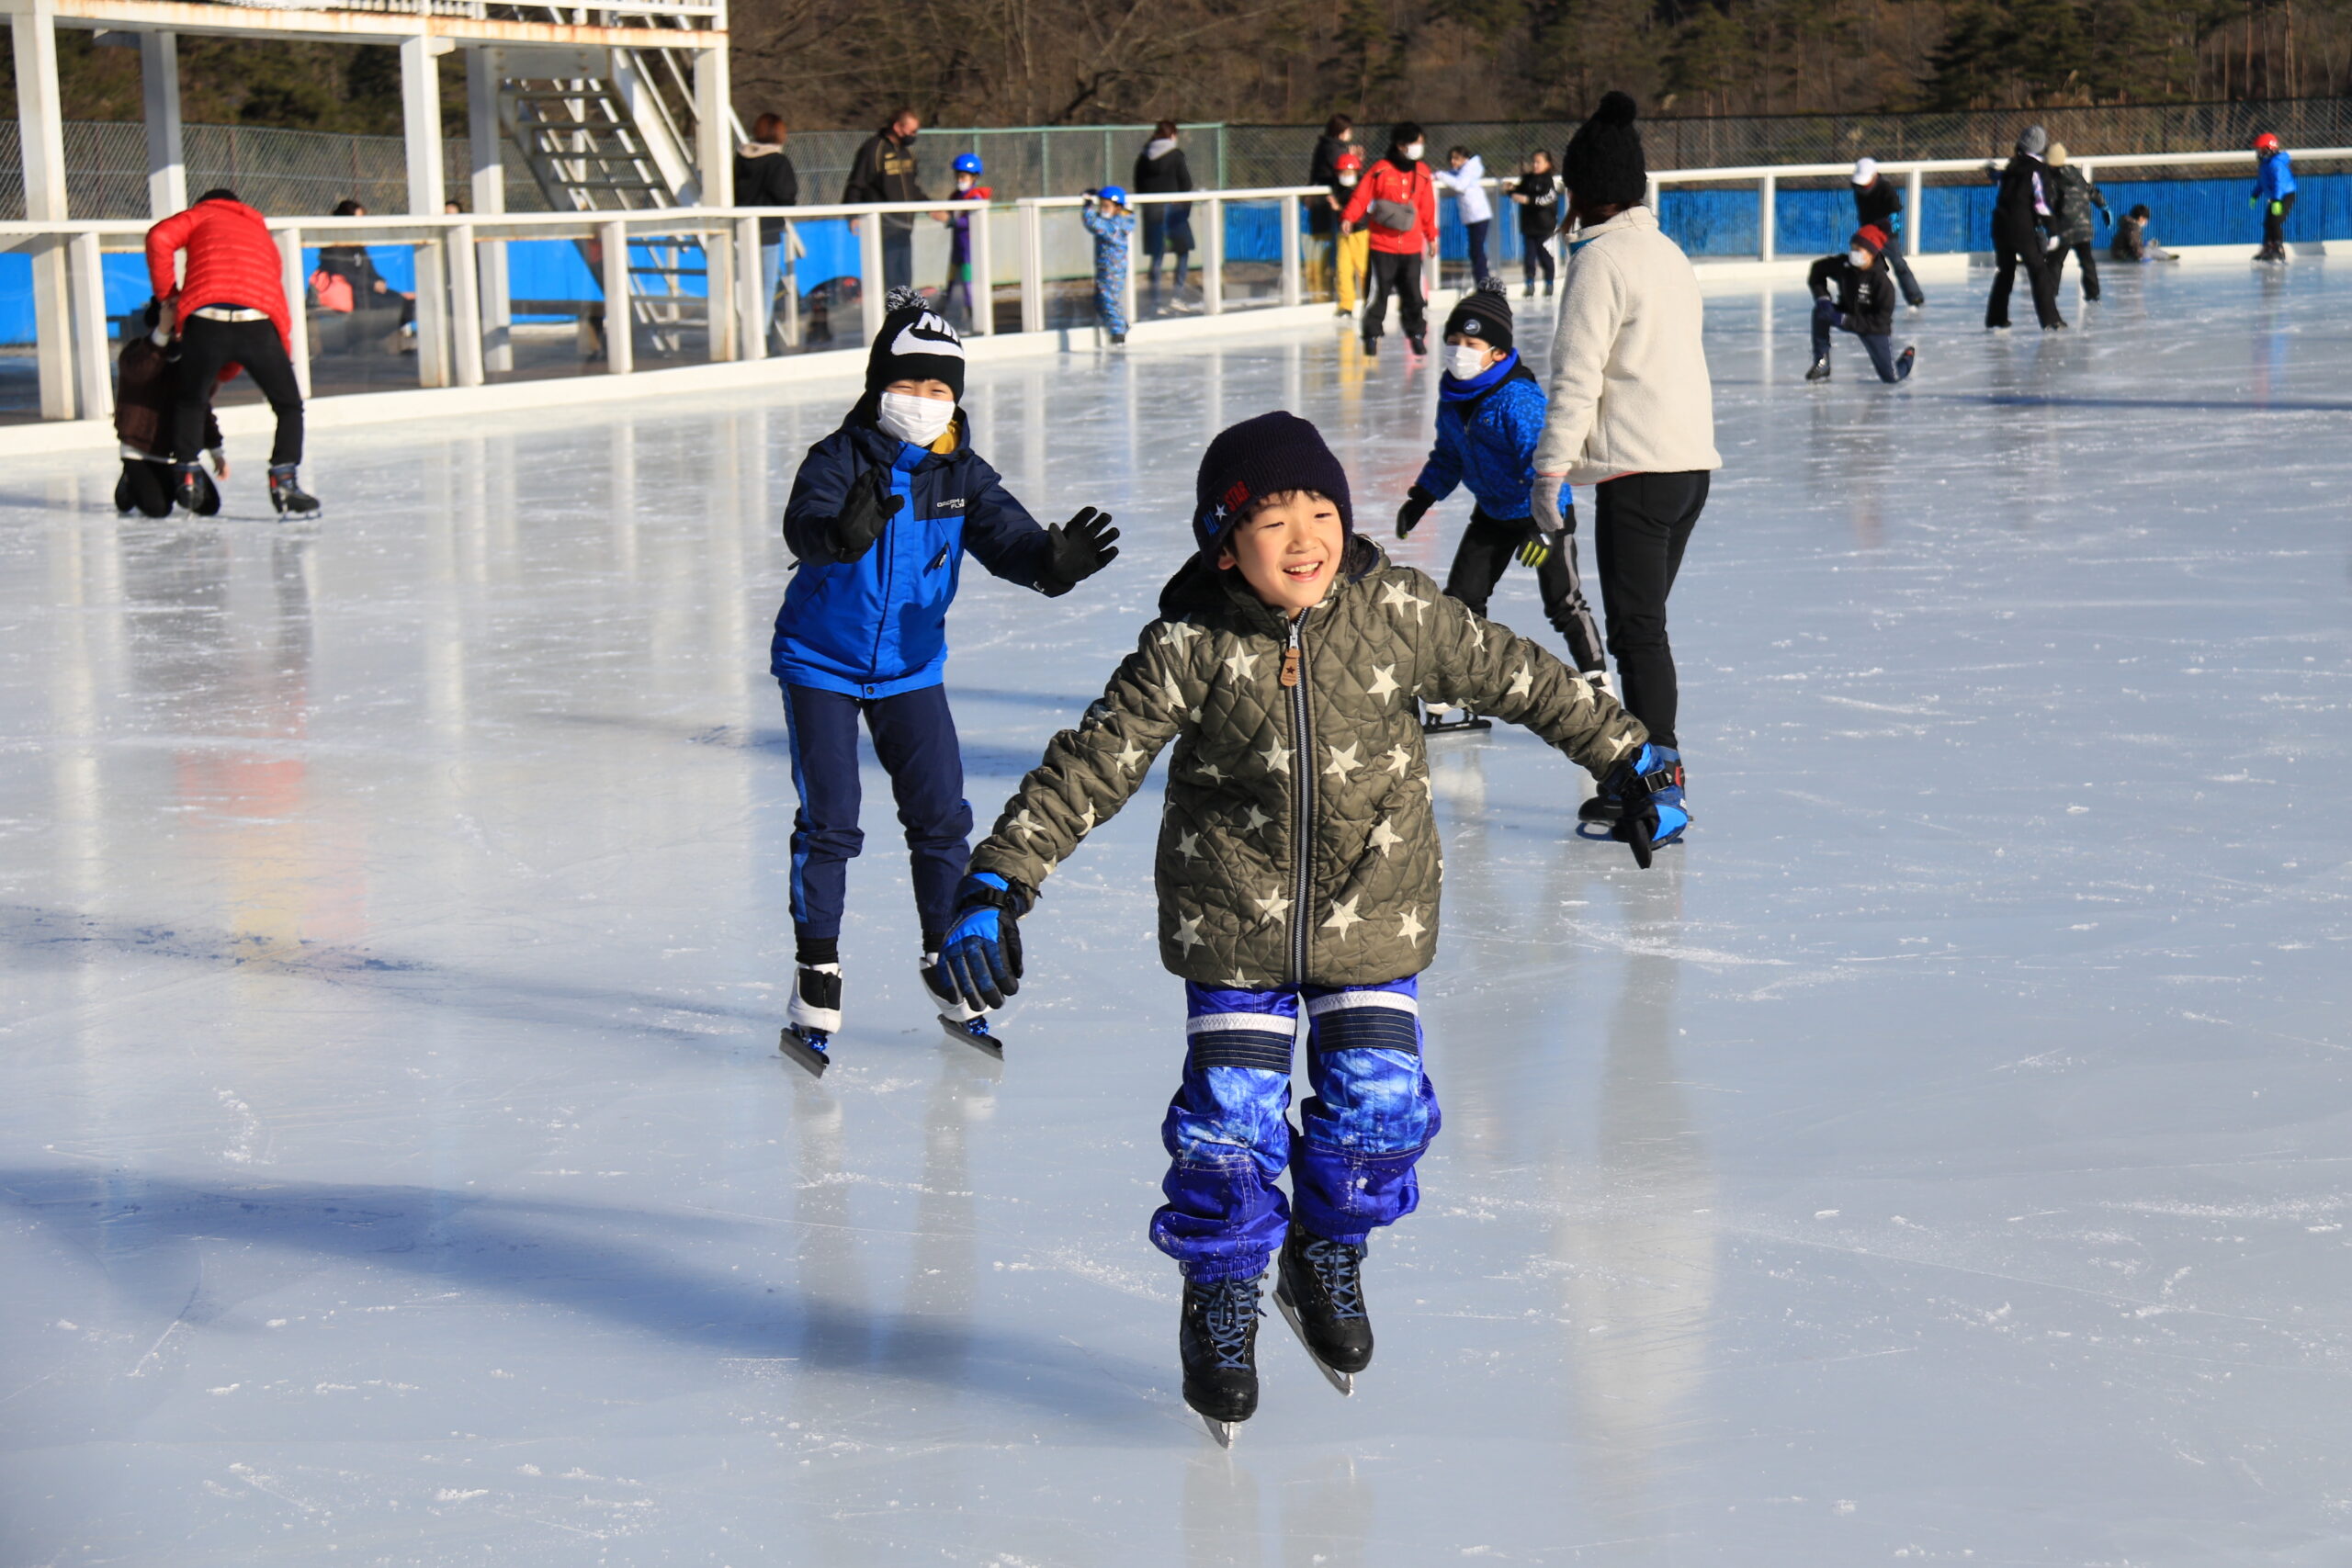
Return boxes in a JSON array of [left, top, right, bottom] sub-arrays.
[[1804, 226, 1917, 384], [1133, 121, 1197, 305], [771, 288, 1122, 1072], [1433, 146, 1496, 288], [1395, 287, 1607, 735], [842, 107, 930, 294], [1330, 150, 1370, 315], [1340, 123, 1441, 358], [1307, 114, 1354, 306], [1985, 125, 2064, 331], [941, 152, 991, 329]]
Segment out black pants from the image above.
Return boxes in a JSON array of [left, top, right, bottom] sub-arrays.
[[2049, 239, 2101, 300], [1463, 219, 1491, 284], [1442, 507, 1604, 671], [1363, 251, 1426, 344], [881, 218, 915, 292], [1985, 230, 2062, 329], [1594, 471, 1708, 750], [781, 681, 973, 950], [2261, 191, 2296, 255], [1521, 234, 1555, 289], [175, 314, 302, 468], [115, 457, 218, 517]]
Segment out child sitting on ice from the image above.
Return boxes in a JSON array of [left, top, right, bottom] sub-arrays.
[[1080, 186, 1136, 345], [1394, 286, 1608, 729], [930, 412, 1683, 1444], [2109, 203, 2178, 264], [1804, 225, 1917, 384]]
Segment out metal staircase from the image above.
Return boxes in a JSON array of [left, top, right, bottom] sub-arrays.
[[494, 43, 732, 356]]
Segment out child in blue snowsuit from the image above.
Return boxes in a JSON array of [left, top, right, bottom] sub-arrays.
[[1393, 287, 1607, 686], [1081, 186, 1136, 344], [770, 286, 1120, 1058], [932, 412, 1671, 1439]]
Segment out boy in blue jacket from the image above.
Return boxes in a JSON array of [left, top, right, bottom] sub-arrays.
[[2252, 131, 2297, 262], [1392, 288, 1605, 729], [772, 287, 1120, 1069]]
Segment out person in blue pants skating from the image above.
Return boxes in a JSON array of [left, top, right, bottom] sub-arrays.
[[1081, 186, 1136, 344], [771, 287, 1121, 1066]]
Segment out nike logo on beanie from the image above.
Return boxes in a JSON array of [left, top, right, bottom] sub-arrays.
[[890, 311, 966, 361]]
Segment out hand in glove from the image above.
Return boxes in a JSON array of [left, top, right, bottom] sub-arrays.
[[1395, 486, 1435, 538], [829, 468, 903, 562], [1600, 743, 1688, 870], [1518, 479, 1570, 567], [1044, 506, 1120, 592], [938, 872, 1030, 1010], [2044, 233, 2064, 253]]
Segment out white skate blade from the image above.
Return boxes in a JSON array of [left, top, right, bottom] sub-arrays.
[[1273, 1281, 1356, 1397], [1202, 1414, 1238, 1449]]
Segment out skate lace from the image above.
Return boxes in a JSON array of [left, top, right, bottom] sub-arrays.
[[1303, 1237, 1367, 1321], [1202, 1278, 1261, 1368]]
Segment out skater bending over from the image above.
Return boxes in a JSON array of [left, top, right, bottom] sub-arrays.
[[1395, 285, 1607, 736], [770, 288, 1120, 1072], [1081, 187, 1136, 344], [113, 300, 227, 517], [1804, 227, 1917, 385], [933, 412, 1683, 1442]]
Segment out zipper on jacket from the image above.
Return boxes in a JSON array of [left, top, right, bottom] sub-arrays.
[[1286, 611, 1314, 985]]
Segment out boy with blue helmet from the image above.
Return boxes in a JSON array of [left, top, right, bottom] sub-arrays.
[[1393, 288, 1607, 729], [944, 152, 990, 327], [772, 287, 1121, 1072], [1081, 187, 1136, 344]]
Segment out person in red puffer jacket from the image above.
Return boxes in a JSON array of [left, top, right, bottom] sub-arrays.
[[145, 188, 320, 517], [1340, 122, 1440, 358]]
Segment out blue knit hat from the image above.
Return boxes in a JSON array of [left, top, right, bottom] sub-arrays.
[[1193, 412, 1354, 555]]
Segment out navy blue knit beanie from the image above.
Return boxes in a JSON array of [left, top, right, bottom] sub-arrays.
[[1193, 412, 1353, 555]]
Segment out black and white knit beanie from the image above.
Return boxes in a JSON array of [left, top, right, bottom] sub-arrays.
[[865, 286, 967, 400]]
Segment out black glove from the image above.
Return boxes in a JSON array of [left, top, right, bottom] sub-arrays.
[[1395, 486, 1436, 538], [829, 468, 902, 563], [1045, 506, 1120, 591]]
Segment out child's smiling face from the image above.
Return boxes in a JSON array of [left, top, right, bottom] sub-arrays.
[[1217, 491, 1346, 615]]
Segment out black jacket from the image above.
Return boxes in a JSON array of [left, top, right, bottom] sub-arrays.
[[842, 130, 926, 209], [735, 143, 799, 240], [2050, 165, 2107, 244], [1992, 155, 2051, 243], [1308, 134, 1351, 235], [1133, 143, 1193, 223], [1808, 251, 1897, 337], [1511, 170, 1559, 238], [1853, 175, 1903, 231]]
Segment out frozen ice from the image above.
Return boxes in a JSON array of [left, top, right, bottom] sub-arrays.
[[4, 262, 2351, 1564]]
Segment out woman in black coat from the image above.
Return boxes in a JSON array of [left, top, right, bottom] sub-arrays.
[[1984, 125, 2065, 331], [1133, 120, 1195, 300]]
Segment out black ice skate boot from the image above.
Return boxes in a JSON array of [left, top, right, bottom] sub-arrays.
[[1180, 1273, 1263, 1446], [1274, 1227, 1373, 1393], [1804, 356, 1830, 382], [1406, 332, 1428, 356], [268, 465, 322, 519], [1895, 345, 1917, 380], [778, 962, 842, 1077]]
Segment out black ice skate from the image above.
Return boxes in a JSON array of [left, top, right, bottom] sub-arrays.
[[1180, 1273, 1263, 1447], [1804, 356, 1830, 382], [268, 466, 322, 520], [1419, 701, 1490, 736], [779, 962, 842, 1077], [1362, 337, 1379, 358], [1896, 345, 1917, 380], [922, 953, 1002, 1058], [1406, 333, 1427, 356], [1273, 1228, 1373, 1394]]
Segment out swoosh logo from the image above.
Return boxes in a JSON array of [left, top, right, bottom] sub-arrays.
[[890, 312, 966, 360]]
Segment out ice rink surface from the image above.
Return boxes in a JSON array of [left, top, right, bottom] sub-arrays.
[[5, 263, 2350, 1566]]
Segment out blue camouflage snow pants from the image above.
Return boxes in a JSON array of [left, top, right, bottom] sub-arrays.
[[1093, 243, 1129, 336], [1152, 977, 1442, 1282]]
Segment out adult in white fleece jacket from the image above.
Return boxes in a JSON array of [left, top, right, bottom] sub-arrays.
[[1533, 91, 1720, 831]]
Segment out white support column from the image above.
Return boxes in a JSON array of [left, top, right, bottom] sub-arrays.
[[401, 34, 451, 388], [777, 220, 800, 349], [1279, 194, 1302, 307], [68, 231, 112, 423], [1758, 175, 1777, 263], [733, 214, 765, 359], [277, 226, 311, 399], [1020, 201, 1045, 333], [706, 220, 736, 361], [140, 32, 187, 218], [414, 237, 451, 389], [967, 201, 994, 335], [859, 215, 886, 342], [693, 48, 731, 208], [1201, 197, 1224, 316], [14, 0, 75, 419], [600, 218, 633, 375], [467, 48, 512, 372], [1906, 165, 1926, 255], [448, 222, 483, 385]]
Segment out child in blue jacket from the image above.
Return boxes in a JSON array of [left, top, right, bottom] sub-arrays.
[[1392, 288, 1606, 722], [772, 287, 1121, 1066], [1081, 187, 1136, 344], [2253, 131, 2298, 262]]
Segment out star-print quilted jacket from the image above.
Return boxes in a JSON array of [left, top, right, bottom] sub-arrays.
[[967, 535, 1647, 987]]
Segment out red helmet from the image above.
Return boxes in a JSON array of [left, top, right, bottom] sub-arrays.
[[2255, 131, 2281, 153], [1336, 149, 1364, 174]]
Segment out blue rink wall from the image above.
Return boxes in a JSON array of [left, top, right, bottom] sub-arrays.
[[9, 173, 2341, 344]]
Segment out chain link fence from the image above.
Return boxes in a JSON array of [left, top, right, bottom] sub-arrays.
[[10, 100, 2346, 220]]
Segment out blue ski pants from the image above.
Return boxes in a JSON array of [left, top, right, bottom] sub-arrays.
[[1152, 977, 1442, 1282], [780, 681, 973, 948], [1811, 297, 1907, 382]]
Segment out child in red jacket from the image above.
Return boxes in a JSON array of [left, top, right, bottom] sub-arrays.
[[1340, 123, 1440, 358]]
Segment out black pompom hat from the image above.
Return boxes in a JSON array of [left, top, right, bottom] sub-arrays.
[[1562, 91, 1646, 212], [865, 285, 967, 400], [1192, 412, 1353, 555], [1442, 285, 1513, 351]]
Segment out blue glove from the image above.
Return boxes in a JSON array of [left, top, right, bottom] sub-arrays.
[[939, 872, 1030, 1010], [1602, 744, 1688, 869]]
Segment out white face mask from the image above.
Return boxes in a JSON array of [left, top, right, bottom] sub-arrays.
[[1339, 172, 1359, 186], [1444, 344, 1490, 380], [1848, 249, 1873, 269], [1401, 141, 1426, 163], [877, 390, 956, 446]]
